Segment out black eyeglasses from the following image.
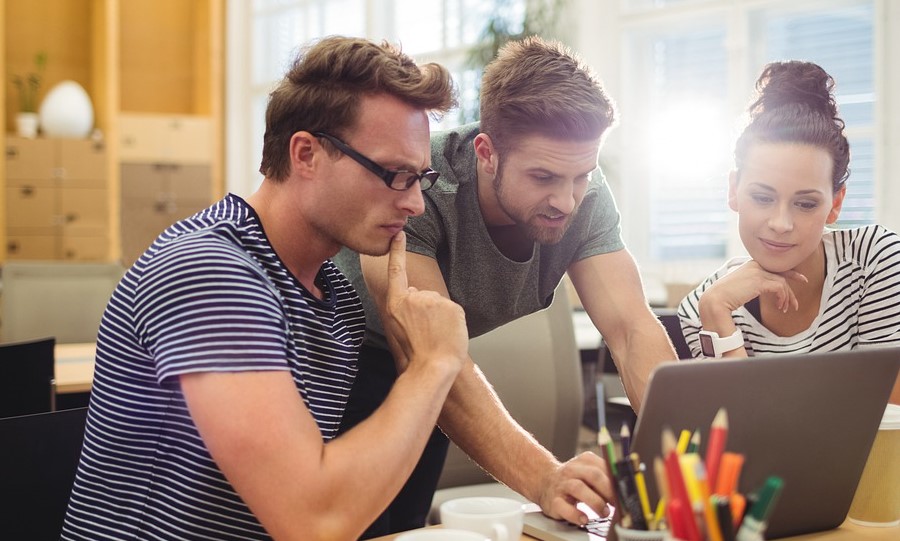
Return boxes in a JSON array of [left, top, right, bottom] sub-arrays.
[[313, 132, 439, 191]]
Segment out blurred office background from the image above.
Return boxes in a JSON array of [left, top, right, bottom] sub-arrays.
[[225, 0, 900, 292], [2, 0, 897, 296]]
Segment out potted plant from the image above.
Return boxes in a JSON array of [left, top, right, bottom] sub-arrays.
[[9, 51, 47, 138]]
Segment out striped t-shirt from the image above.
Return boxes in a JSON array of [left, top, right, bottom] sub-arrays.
[[61, 194, 365, 540], [678, 225, 900, 357]]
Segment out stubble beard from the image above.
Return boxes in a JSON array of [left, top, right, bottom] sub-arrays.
[[493, 167, 576, 245]]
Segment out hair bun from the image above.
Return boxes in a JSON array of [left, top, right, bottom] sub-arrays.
[[749, 60, 839, 121]]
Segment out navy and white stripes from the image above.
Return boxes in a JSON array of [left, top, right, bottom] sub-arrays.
[[678, 225, 900, 357], [62, 194, 365, 540]]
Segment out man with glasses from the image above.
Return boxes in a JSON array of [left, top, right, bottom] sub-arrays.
[[335, 37, 678, 537], [62, 37, 468, 541]]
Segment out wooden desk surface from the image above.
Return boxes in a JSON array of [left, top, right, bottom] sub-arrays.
[[55, 343, 96, 395], [369, 519, 899, 540]]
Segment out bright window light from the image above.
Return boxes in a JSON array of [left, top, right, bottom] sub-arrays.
[[646, 100, 733, 187]]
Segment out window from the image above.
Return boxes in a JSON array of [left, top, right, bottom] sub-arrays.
[[619, 0, 876, 278]]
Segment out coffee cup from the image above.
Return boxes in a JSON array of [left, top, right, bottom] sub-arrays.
[[439, 496, 525, 541], [847, 403, 900, 527]]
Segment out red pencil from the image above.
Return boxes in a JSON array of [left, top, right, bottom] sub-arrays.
[[705, 407, 729, 490]]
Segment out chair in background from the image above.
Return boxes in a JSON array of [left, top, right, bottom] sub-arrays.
[[0, 406, 87, 540], [428, 287, 583, 521], [590, 308, 692, 438], [0, 261, 124, 343], [0, 336, 56, 418]]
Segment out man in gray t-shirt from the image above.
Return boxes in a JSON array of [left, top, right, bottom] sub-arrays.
[[334, 37, 677, 539]]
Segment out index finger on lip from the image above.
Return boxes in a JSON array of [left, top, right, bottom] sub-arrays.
[[386, 231, 408, 300]]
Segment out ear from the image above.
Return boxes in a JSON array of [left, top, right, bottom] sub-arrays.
[[473, 133, 498, 175], [289, 131, 317, 178], [727, 170, 740, 212], [826, 184, 847, 224]]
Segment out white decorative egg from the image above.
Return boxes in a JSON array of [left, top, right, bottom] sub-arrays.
[[39, 80, 95, 138]]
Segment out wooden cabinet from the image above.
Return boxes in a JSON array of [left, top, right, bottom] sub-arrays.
[[120, 163, 211, 266], [5, 136, 108, 260], [0, 0, 224, 263]]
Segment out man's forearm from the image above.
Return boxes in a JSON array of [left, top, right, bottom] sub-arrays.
[[609, 320, 675, 413], [436, 361, 559, 503]]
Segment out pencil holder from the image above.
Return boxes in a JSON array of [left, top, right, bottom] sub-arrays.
[[613, 524, 668, 541]]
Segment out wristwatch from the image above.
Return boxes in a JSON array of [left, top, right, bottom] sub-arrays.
[[698, 328, 744, 358]]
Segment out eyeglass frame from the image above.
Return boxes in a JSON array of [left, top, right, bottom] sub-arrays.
[[312, 131, 439, 191]]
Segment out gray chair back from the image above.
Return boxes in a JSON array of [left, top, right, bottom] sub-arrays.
[[436, 286, 583, 489], [1, 261, 123, 343]]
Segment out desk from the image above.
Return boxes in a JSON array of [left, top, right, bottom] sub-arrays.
[[369, 519, 898, 540], [55, 343, 96, 395]]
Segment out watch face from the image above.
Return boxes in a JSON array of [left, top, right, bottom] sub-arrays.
[[699, 333, 715, 357]]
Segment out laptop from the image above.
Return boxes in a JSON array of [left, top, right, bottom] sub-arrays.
[[523, 348, 900, 540], [633, 348, 899, 538]]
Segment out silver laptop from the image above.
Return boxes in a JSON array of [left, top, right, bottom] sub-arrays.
[[523, 348, 899, 540], [632, 348, 899, 539]]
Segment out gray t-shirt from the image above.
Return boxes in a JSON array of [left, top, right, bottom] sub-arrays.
[[333, 122, 624, 350]]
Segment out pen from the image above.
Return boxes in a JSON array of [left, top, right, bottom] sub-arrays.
[[620, 423, 632, 457], [706, 407, 729, 490], [714, 495, 736, 541], [736, 476, 783, 541]]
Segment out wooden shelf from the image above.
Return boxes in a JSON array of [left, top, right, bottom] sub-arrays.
[[1, 0, 224, 263]]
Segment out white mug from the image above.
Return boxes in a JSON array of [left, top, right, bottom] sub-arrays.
[[395, 529, 489, 541], [439, 497, 525, 541]]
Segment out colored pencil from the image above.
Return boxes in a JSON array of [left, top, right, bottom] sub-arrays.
[[705, 407, 729, 489]]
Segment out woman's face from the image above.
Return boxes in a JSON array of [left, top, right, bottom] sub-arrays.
[[729, 142, 846, 274]]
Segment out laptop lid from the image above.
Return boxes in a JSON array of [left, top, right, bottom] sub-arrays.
[[630, 348, 900, 539]]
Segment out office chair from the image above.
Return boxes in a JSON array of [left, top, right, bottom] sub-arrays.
[[0, 407, 88, 540], [591, 308, 692, 435], [428, 287, 583, 520], [0, 336, 56, 418]]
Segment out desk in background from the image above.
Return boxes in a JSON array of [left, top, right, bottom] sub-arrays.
[[49, 312, 605, 396], [55, 343, 96, 395]]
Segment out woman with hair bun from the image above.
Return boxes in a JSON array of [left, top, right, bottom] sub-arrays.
[[677, 60, 900, 404]]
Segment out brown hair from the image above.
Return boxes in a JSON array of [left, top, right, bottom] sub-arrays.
[[479, 36, 617, 157], [734, 60, 849, 192], [259, 36, 457, 181]]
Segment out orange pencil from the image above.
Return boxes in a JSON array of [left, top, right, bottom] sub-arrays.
[[705, 408, 729, 489], [713, 452, 745, 496]]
